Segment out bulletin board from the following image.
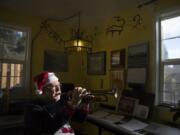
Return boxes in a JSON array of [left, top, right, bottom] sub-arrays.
[[127, 42, 149, 90]]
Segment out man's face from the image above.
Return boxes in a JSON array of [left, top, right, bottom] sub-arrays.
[[42, 81, 61, 102]]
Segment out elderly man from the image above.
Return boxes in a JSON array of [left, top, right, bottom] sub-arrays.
[[24, 72, 93, 135]]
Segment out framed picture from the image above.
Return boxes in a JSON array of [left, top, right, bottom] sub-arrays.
[[111, 49, 126, 69], [128, 42, 149, 68], [87, 51, 106, 75], [134, 104, 149, 119], [44, 50, 68, 72], [116, 96, 139, 116]]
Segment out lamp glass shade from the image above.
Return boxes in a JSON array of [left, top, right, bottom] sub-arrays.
[[64, 38, 92, 52]]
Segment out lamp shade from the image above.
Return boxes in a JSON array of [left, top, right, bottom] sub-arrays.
[[64, 12, 92, 53], [64, 38, 92, 52]]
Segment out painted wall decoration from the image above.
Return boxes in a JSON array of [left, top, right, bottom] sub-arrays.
[[106, 16, 126, 36]]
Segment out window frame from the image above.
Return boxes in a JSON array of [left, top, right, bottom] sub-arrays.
[[0, 22, 31, 98], [155, 10, 180, 106]]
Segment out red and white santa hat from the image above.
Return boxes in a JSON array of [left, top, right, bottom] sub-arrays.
[[33, 71, 59, 94]]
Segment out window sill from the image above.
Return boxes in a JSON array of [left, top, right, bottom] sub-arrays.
[[158, 103, 180, 111]]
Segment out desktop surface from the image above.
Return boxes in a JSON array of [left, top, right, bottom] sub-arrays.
[[87, 110, 180, 135]]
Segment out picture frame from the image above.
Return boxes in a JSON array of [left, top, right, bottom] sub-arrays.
[[134, 104, 149, 119], [44, 50, 68, 72], [87, 51, 106, 75], [116, 96, 139, 116], [111, 49, 126, 69], [128, 42, 149, 68]]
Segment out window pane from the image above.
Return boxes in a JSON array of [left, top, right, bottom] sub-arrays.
[[161, 91, 175, 104], [15, 64, 23, 77], [163, 65, 180, 103], [0, 62, 23, 89], [0, 26, 26, 44], [0, 26, 26, 61], [2, 43, 25, 61], [15, 77, 22, 87], [10, 76, 14, 88], [11, 64, 15, 76], [2, 63, 8, 76], [10, 77, 22, 88], [1, 77, 7, 88], [161, 16, 180, 39], [162, 38, 180, 60]]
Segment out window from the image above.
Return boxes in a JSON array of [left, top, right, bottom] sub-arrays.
[[0, 24, 30, 96], [156, 11, 180, 105]]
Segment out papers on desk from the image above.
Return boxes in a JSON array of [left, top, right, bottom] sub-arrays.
[[144, 123, 180, 135], [89, 111, 180, 135], [103, 114, 125, 123], [117, 119, 148, 132]]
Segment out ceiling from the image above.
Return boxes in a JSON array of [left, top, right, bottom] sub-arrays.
[[0, 0, 145, 26]]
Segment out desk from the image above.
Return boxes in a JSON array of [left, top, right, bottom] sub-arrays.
[[87, 110, 180, 135]]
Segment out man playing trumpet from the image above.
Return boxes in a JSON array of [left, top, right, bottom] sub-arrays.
[[24, 71, 94, 135]]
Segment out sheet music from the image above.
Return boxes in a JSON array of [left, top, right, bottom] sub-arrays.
[[103, 114, 125, 123], [144, 123, 180, 135], [118, 119, 148, 131], [90, 110, 110, 118]]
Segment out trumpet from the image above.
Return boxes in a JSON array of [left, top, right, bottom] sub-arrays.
[[61, 88, 118, 102]]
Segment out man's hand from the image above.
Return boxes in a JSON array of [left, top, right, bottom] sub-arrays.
[[68, 87, 94, 107]]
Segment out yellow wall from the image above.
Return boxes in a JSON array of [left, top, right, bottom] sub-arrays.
[[82, 0, 180, 125], [0, 7, 86, 96], [1, 0, 180, 124]]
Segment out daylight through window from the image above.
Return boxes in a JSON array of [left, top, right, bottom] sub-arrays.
[[156, 12, 180, 105], [0, 24, 30, 91]]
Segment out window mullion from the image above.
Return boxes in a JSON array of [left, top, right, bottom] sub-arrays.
[[158, 17, 163, 104], [163, 36, 180, 41], [7, 63, 11, 89]]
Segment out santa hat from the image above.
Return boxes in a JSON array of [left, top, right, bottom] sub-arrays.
[[33, 71, 59, 94]]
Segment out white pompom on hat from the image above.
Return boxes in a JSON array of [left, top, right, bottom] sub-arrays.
[[33, 71, 59, 94]]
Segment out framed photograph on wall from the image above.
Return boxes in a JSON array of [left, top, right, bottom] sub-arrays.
[[111, 49, 126, 69], [87, 51, 106, 75], [44, 50, 68, 72]]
